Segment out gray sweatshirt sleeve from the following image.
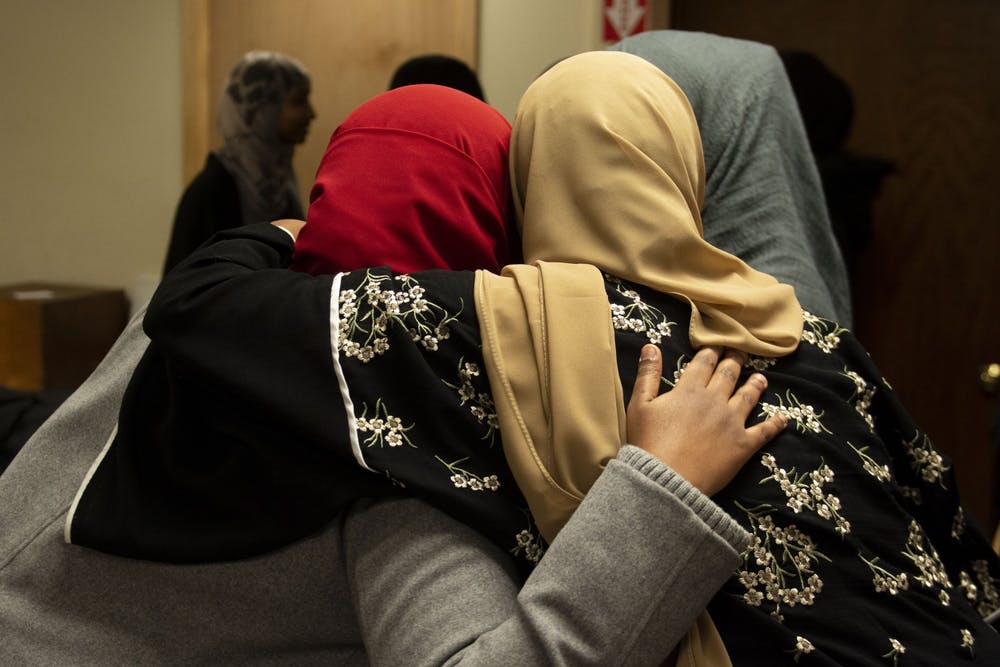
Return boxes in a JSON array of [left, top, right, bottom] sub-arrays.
[[343, 445, 749, 666]]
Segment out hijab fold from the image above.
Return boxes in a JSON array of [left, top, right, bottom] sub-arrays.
[[476, 262, 625, 540], [610, 31, 852, 325]]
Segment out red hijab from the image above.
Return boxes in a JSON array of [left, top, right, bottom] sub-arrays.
[[291, 84, 517, 274]]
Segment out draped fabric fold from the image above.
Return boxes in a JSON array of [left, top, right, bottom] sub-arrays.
[[475, 262, 624, 541], [610, 30, 853, 326]]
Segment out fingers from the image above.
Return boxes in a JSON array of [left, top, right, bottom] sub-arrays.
[[684, 347, 747, 395], [735, 369, 785, 457], [731, 366, 784, 452], [730, 372, 768, 419], [706, 349, 748, 395], [745, 413, 789, 451], [679, 346, 722, 387], [630, 344, 664, 405]]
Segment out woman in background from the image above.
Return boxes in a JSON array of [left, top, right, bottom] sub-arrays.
[[163, 50, 315, 273]]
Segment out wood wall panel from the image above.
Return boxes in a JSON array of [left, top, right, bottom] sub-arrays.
[[182, 0, 477, 202], [672, 0, 1000, 529], [180, 0, 211, 184]]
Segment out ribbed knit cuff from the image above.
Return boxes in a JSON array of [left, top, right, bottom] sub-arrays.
[[617, 444, 750, 552]]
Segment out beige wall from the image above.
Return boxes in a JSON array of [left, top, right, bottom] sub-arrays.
[[481, 0, 605, 120], [0, 0, 182, 310], [0, 0, 602, 314]]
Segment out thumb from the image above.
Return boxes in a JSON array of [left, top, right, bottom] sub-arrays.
[[631, 344, 663, 404]]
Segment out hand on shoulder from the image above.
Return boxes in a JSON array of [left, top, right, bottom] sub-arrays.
[[626, 344, 787, 495]]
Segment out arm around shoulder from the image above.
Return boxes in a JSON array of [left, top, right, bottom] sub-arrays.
[[344, 444, 747, 666]]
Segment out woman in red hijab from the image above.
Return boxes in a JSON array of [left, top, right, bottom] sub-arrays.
[[292, 83, 519, 275]]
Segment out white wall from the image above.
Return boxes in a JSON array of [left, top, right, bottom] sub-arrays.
[[0, 1, 597, 313], [480, 0, 606, 121], [0, 0, 181, 311]]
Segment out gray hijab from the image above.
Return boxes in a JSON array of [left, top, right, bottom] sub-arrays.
[[214, 51, 309, 225], [609, 30, 852, 325]]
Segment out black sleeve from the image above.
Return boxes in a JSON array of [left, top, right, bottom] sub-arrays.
[[73, 223, 535, 565], [146, 222, 372, 490], [71, 223, 395, 563], [147, 223, 337, 430], [162, 160, 243, 274]]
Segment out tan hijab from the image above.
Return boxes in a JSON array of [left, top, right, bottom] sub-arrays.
[[475, 50, 802, 542], [511, 51, 803, 355]]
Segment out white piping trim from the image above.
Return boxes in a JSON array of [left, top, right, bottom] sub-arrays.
[[331, 272, 376, 473], [64, 424, 119, 544]]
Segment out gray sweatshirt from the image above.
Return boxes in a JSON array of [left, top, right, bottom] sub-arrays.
[[0, 310, 747, 666]]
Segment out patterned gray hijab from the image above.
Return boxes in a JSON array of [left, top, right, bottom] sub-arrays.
[[214, 51, 309, 225]]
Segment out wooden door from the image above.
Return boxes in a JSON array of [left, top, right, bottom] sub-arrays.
[[671, 0, 1000, 530], [181, 0, 478, 204]]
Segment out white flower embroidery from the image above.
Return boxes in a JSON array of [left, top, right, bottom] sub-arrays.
[[861, 554, 909, 596], [898, 485, 923, 505], [961, 628, 975, 656], [882, 638, 906, 665], [607, 276, 676, 344], [952, 506, 967, 540], [971, 560, 1000, 617], [338, 270, 460, 362], [960, 570, 979, 604], [903, 431, 949, 488], [791, 636, 814, 662], [903, 520, 953, 606], [760, 453, 850, 535], [801, 311, 847, 353], [842, 368, 876, 431], [355, 399, 414, 449], [848, 442, 892, 483], [759, 390, 830, 435], [443, 358, 499, 445], [746, 355, 777, 372], [735, 503, 828, 622], [437, 456, 500, 493], [512, 527, 545, 564], [665, 355, 690, 388]]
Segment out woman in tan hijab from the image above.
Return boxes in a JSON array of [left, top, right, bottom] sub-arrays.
[[70, 52, 1000, 664], [477, 50, 802, 539], [483, 51, 1000, 665]]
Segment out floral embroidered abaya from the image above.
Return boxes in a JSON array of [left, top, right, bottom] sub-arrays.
[[72, 55, 1000, 665]]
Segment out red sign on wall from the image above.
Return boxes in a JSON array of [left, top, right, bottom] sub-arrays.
[[603, 0, 648, 42]]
